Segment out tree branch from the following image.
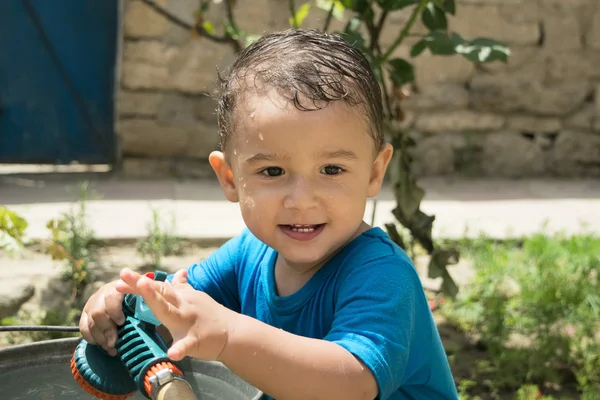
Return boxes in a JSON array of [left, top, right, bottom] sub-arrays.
[[139, 0, 241, 52], [322, 1, 336, 32]]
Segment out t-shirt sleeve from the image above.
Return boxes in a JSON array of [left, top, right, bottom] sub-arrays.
[[167, 230, 253, 313], [323, 253, 426, 400]]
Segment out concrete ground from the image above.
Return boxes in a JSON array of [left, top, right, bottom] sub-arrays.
[[0, 174, 598, 313], [1, 175, 599, 241]]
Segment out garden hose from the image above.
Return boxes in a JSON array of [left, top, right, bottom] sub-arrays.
[[69, 271, 199, 400]]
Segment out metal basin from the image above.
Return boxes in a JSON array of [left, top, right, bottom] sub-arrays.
[[0, 337, 264, 400]]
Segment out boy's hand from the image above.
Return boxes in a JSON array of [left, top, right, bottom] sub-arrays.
[[114, 268, 234, 362], [79, 281, 126, 356]]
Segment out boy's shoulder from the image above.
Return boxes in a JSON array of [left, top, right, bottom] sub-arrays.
[[335, 227, 415, 275]]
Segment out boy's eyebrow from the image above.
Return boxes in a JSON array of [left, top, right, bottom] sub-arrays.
[[318, 149, 358, 159], [243, 149, 358, 164], [243, 152, 290, 164]]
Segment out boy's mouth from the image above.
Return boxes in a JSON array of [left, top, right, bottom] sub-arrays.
[[279, 224, 326, 241]]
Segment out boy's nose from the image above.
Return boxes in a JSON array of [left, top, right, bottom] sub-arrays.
[[283, 177, 318, 210]]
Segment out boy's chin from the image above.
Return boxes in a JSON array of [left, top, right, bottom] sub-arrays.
[[276, 247, 333, 268]]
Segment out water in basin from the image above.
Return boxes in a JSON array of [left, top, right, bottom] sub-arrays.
[[0, 338, 263, 400]]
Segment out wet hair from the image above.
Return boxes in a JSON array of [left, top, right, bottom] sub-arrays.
[[215, 28, 384, 154]]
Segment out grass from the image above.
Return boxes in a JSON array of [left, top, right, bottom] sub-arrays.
[[439, 232, 600, 399]]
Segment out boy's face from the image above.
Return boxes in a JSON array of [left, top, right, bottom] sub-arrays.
[[210, 89, 393, 269]]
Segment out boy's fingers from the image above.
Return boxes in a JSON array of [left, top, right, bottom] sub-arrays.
[[172, 269, 188, 285], [105, 288, 126, 326], [114, 280, 137, 295], [79, 312, 96, 344], [137, 276, 180, 323], [119, 268, 143, 287], [168, 335, 198, 361]]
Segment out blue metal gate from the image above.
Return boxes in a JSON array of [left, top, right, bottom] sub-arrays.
[[0, 0, 118, 164]]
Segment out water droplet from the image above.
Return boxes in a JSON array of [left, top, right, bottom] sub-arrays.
[[269, 365, 273, 370], [253, 351, 257, 356], [258, 133, 264, 140]]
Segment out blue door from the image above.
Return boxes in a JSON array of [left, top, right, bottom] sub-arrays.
[[0, 0, 118, 164]]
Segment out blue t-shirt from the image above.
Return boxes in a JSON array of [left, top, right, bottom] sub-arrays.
[[182, 227, 458, 400]]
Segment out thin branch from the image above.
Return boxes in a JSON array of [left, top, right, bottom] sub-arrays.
[[379, 65, 394, 119], [371, 10, 388, 51], [381, 0, 427, 62], [223, 0, 243, 51], [289, 0, 298, 28], [139, 0, 241, 52], [322, 1, 336, 32]]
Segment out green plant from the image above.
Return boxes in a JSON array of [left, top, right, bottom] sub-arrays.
[[46, 181, 98, 304], [0, 205, 28, 256], [442, 233, 600, 397], [139, 0, 510, 298], [136, 208, 182, 268], [457, 379, 480, 400]]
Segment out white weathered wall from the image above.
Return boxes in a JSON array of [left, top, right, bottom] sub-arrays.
[[117, 0, 600, 178]]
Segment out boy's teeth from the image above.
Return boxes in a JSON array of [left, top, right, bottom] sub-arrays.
[[289, 224, 317, 232]]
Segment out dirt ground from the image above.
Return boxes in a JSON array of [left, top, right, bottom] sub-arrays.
[[0, 243, 583, 399]]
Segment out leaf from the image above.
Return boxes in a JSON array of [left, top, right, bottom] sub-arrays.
[[440, 271, 459, 298], [341, 0, 369, 13], [202, 21, 215, 35], [427, 248, 459, 298], [0, 206, 28, 254], [245, 34, 262, 47], [443, 0, 456, 14], [387, 58, 415, 86], [428, 248, 460, 279], [316, 0, 345, 21], [410, 38, 428, 57], [415, 31, 457, 56], [224, 20, 242, 40], [290, 2, 312, 27], [414, 32, 511, 63], [431, 0, 444, 9], [377, 0, 419, 11], [340, 17, 365, 49], [421, 2, 447, 31], [455, 37, 511, 63], [384, 223, 406, 250], [389, 147, 426, 221], [47, 243, 69, 261]]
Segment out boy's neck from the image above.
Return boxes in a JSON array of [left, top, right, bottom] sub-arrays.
[[274, 256, 325, 297]]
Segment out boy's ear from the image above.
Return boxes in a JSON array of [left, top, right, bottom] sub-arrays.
[[367, 143, 393, 198], [208, 151, 239, 202]]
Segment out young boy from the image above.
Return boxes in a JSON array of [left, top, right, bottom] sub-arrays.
[[80, 28, 458, 400]]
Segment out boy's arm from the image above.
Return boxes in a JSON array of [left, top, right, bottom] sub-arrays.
[[219, 256, 423, 400], [220, 313, 379, 400]]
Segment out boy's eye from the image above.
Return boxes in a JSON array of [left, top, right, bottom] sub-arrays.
[[261, 167, 284, 177], [321, 165, 343, 175]]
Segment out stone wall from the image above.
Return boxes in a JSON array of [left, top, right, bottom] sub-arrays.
[[117, 0, 600, 178]]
